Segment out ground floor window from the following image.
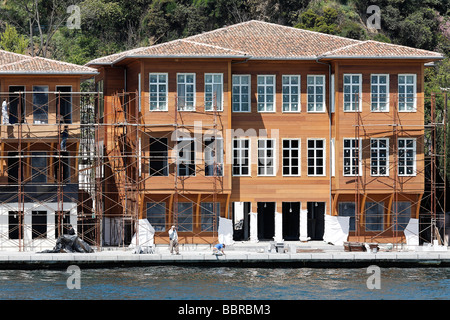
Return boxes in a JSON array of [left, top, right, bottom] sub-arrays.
[[200, 202, 220, 232], [8, 211, 22, 239], [338, 202, 356, 231], [146, 202, 166, 232], [177, 202, 193, 232], [365, 202, 384, 231], [32, 210, 47, 239], [392, 201, 411, 231]]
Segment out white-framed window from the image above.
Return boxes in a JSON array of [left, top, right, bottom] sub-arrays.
[[282, 75, 300, 112], [343, 138, 361, 176], [149, 73, 169, 111], [282, 139, 301, 176], [232, 139, 250, 176], [232, 75, 251, 112], [398, 138, 416, 176], [371, 138, 389, 176], [257, 75, 275, 112], [307, 75, 325, 112], [343, 74, 362, 112], [307, 139, 326, 176], [398, 74, 416, 112], [257, 139, 275, 176], [177, 73, 195, 111], [205, 73, 223, 111], [204, 137, 223, 177], [149, 73, 168, 111], [176, 137, 195, 176], [371, 74, 389, 112]]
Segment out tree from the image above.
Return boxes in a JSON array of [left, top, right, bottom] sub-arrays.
[[0, 23, 29, 54]]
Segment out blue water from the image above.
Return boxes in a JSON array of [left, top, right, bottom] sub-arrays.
[[0, 267, 448, 300]]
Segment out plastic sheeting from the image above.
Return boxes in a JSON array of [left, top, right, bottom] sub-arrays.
[[39, 234, 94, 253], [323, 215, 350, 246], [130, 219, 155, 250], [403, 218, 419, 246], [218, 217, 234, 245]]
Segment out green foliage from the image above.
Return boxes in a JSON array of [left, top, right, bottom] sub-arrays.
[[0, 23, 29, 54]]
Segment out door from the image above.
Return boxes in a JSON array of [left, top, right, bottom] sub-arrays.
[[258, 202, 275, 240], [233, 202, 250, 241], [307, 202, 325, 240], [282, 202, 300, 240]]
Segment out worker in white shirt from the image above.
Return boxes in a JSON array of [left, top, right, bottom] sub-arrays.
[[168, 225, 180, 255], [2, 99, 9, 125]]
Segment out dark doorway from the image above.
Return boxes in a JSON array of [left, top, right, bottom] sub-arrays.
[[258, 202, 275, 240], [233, 202, 250, 241], [9, 86, 25, 124], [282, 202, 300, 241], [307, 202, 325, 240]]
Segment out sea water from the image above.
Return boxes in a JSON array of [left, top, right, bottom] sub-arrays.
[[0, 266, 448, 300]]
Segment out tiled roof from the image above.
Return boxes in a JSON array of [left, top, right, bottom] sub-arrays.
[[86, 20, 444, 66], [0, 50, 98, 75], [321, 40, 444, 59]]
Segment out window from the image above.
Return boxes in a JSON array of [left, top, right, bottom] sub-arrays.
[[8, 86, 25, 124], [282, 75, 300, 112], [343, 138, 361, 176], [8, 211, 22, 239], [177, 73, 195, 110], [178, 202, 193, 232], [282, 139, 300, 176], [176, 138, 195, 176], [365, 202, 384, 231], [205, 137, 223, 176], [7, 152, 23, 183], [150, 138, 168, 176], [232, 75, 250, 112], [96, 80, 104, 119], [232, 139, 250, 176], [371, 138, 389, 176], [200, 202, 220, 232], [307, 139, 325, 176], [147, 202, 166, 232], [392, 202, 411, 232], [398, 74, 416, 111], [371, 74, 389, 112], [205, 73, 223, 111], [398, 138, 416, 176], [338, 202, 356, 231], [307, 75, 325, 112], [32, 211, 47, 239], [33, 86, 48, 124], [31, 152, 47, 183], [257, 75, 275, 112], [56, 86, 72, 123], [149, 73, 168, 111], [54, 151, 70, 182], [343, 74, 362, 112], [258, 139, 275, 176]]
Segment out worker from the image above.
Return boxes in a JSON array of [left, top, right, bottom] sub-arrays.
[[2, 99, 9, 125], [168, 225, 180, 255], [213, 243, 226, 255]]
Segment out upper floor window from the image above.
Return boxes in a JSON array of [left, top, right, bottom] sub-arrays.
[[33, 86, 48, 124], [205, 137, 223, 176], [149, 73, 168, 111], [343, 74, 362, 112], [282, 75, 300, 112], [177, 73, 195, 111], [232, 139, 250, 176], [232, 75, 250, 112], [257, 75, 275, 112], [370, 138, 389, 176], [398, 138, 416, 176], [205, 73, 223, 111], [282, 139, 301, 176], [398, 74, 416, 112], [176, 137, 195, 176], [371, 74, 389, 112], [307, 75, 325, 112], [343, 138, 361, 176], [257, 139, 275, 176], [307, 139, 326, 176]]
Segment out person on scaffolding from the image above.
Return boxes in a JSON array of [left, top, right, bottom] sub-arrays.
[[213, 243, 226, 256], [60, 125, 68, 151], [168, 225, 180, 255]]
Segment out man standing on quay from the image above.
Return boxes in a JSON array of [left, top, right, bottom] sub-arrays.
[[168, 225, 180, 255]]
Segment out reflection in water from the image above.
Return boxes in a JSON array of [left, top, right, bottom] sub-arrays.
[[0, 267, 448, 300]]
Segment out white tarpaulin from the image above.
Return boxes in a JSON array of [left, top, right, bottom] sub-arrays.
[[323, 215, 350, 245], [403, 218, 419, 246], [218, 217, 234, 245], [130, 219, 155, 248]]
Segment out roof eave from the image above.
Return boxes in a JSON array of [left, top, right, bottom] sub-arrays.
[[319, 55, 444, 60]]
